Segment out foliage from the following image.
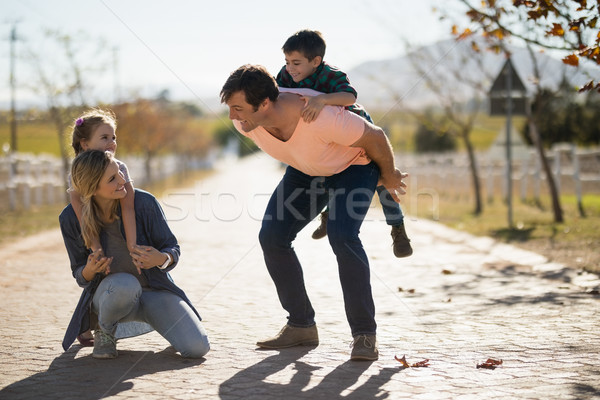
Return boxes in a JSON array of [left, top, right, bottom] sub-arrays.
[[414, 118, 458, 153], [455, 0, 600, 91], [113, 98, 214, 181], [525, 89, 600, 146], [212, 117, 259, 157]]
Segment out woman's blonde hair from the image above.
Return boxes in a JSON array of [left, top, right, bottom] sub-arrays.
[[71, 150, 119, 248]]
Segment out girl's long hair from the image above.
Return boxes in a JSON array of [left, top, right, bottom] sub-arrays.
[[71, 108, 117, 155], [70, 150, 119, 248]]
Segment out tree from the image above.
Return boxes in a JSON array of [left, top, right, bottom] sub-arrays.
[[456, 0, 600, 91], [414, 115, 458, 153], [114, 97, 214, 182], [400, 40, 495, 215], [24, 29, 110, 195], [451, 1, 591, 222]]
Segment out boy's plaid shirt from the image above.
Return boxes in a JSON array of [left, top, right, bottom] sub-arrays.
[[276, 62, 372, 123]]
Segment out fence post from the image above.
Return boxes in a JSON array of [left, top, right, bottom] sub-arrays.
[[553, 147, 562, 194], [486, 162, 494, 202], [22, 158, 31, 210], [520, 158, 529, 202], [8, 153, 17, 211], [571, 144, 585, 217]]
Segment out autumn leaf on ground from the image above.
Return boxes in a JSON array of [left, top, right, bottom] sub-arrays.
[[477, 358, 503, 369], [395, 355, 430, 368], [395, 355, 410, 368]]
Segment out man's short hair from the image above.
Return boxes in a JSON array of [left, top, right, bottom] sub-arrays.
[[282, 29, 326, 61], [220, 64, 279, 110]]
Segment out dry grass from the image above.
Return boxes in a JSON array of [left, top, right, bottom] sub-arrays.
[[412, 193, 600, 274]]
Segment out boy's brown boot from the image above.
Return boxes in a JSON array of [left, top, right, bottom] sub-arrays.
[[391, 223, 413, 258], [311, 210, 328, 239]]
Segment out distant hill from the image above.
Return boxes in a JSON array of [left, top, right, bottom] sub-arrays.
[[348, 38, 600, 111]]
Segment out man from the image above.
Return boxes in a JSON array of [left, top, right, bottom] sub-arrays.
[[220, 64, 407, 361]]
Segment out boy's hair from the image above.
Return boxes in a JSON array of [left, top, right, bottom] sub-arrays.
[[220, 64, 279, 110], [282, 30, 326, 61], [71, 108, 117, 155]]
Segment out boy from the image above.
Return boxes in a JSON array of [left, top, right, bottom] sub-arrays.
[[276, 29, 412, 258]]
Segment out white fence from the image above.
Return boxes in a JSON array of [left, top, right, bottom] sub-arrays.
[[0, 152, 215, 212], [399, 144, 600, 203]]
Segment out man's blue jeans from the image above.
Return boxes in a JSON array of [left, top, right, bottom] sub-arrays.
[[259, 162, 379, 336]]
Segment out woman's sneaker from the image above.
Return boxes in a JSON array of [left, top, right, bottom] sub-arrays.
[[93, 330, 118, 359]]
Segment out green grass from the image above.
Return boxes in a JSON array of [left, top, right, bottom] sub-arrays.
[[0, 203, 67, 247], [0, 121, 65, 157], [414, 192, 600, 274]]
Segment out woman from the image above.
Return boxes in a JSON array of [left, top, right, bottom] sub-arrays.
[[60, 150, 209, 359]]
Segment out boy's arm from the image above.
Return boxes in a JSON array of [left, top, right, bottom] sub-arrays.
[[301, 92, 356, 123], [70, 190, 102, 252], [121, 181, 137, 252]]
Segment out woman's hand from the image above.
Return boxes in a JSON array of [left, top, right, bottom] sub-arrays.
[[130, 245, 168, 272], [82, 249, 112, 282]]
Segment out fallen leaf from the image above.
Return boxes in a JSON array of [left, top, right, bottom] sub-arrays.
[[411, 359, 430, 368], [395, 355, 410, 368], [477, 358, 503, 369], [395, 355, 430, 368]]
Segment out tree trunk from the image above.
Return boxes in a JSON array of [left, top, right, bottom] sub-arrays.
[[527, 118, 563, 223], [462, 133, 483, 215]]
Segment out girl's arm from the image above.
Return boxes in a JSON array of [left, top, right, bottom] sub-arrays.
[[70, 190, 102, 252], [121, 181, 137, 252]]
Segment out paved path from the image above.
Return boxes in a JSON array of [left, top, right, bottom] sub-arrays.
[[1, 154, 599, 400]]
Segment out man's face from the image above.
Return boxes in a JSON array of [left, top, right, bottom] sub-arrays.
[[284, 51, 321, 83], [226, 91, 261, 132]]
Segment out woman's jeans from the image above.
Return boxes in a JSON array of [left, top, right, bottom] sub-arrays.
[[92, 273, 210, 358], [259, 163, 379, 336]]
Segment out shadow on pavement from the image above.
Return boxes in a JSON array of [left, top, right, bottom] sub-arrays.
[[0, 344, 204, 399], [219, 347, 400, 400]]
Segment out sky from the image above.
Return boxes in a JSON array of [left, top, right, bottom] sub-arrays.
[[0, 0, 460, 113]]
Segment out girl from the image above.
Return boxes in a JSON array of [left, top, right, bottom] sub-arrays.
[[69, 108, 137, 346]]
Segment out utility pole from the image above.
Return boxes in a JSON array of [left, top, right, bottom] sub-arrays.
[[9, 23, 18, 154], [113, 45, 120, 104]]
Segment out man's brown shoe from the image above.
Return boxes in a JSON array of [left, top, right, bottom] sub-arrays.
[[350, 334, 378, 361], [311, 210, 328, 239], [256, 324, 319, 349], [391, 223, 413, 258]]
